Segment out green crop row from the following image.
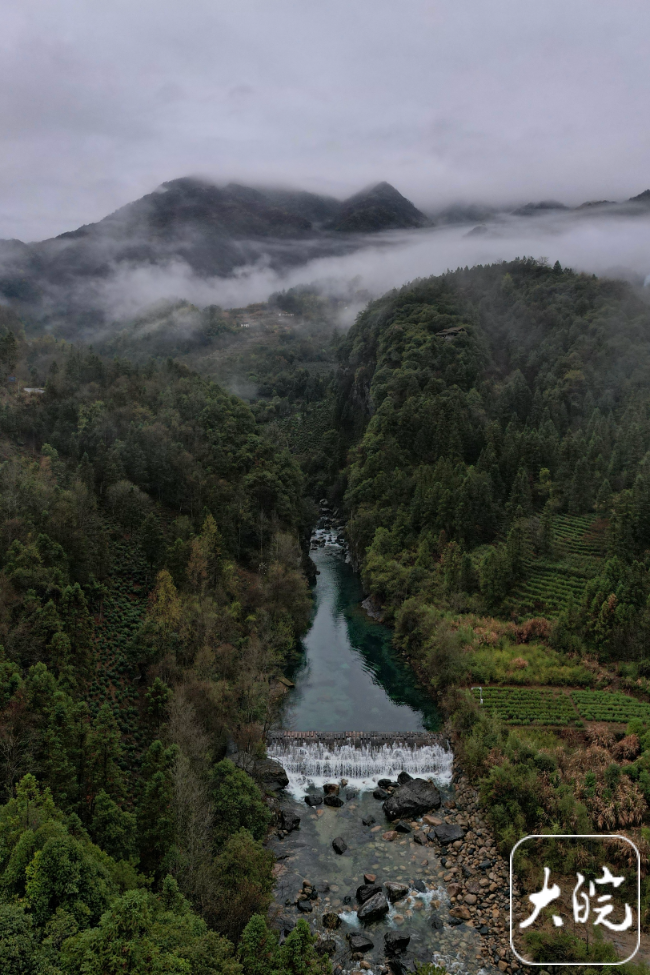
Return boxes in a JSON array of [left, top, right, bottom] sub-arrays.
[[571, 690, 650, 723], [471, 687, 578, 725]]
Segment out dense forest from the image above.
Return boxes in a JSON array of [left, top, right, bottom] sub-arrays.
[[3, 255, 650, 969], [0, 306, 330, 973], [328, 259, 650, 942]]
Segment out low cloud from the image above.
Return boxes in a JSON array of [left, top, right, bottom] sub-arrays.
[[94, 210, 650, 328]]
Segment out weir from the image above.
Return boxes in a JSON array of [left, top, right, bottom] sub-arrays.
[[266, 731, 454, 797]]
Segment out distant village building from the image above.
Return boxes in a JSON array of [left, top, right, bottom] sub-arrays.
[[23, 387, 45, 394]]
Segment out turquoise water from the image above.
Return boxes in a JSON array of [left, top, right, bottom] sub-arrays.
[[281, 546, 440, 732]]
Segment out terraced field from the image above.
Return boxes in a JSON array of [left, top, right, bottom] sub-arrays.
[[553, 513, 608, 559], [471, 686, 578, 724], [513, 560, 591, 614], [511, 514, 607, 615], [571, 690, 650, 723]]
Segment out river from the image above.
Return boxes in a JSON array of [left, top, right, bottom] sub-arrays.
[[266, 523, 494, 975]]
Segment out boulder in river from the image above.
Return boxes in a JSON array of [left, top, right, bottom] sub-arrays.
[[356, 883, 383, 904], [357, 891, 389, 923], [332, 836, 347, 855], [382, 777, 441, 820], [348, 932, 374, 952], [394, 820, 412, 833], [397, 771, 413, 785], [373, 787, 391, 801], [279, 810, 300, 833], [385, 930, 411, 954], [430, 912, 444, 930], [433, 823, 465, 845], [305, 795, 322, 806], [324, 795, 344, 808], [384, 882, 409, 902], [324, 783, 340, 795], [362, 815, 376, 826], [297, 898, 313, 912]]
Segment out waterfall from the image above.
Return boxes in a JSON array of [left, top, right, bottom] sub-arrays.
[[267, 739, 453, 798]]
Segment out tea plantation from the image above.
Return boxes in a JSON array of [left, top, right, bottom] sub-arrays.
[[471, 686, 579, 724]]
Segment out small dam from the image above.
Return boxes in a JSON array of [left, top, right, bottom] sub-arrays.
[[266, 730, 453, 797]]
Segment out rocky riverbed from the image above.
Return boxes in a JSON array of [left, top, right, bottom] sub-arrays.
[[266, 761, 522, 975]]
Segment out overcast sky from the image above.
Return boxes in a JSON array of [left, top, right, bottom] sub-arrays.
[[2, 0, 649, 241]]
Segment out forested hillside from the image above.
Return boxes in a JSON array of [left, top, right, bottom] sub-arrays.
[[336, 258, 650, 650], [333, 260, 650, 925], [0, 306, 327, 973]]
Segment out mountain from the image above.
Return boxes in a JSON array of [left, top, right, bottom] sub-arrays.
[[0, 178, 427, 331], [325, 181, 429, 232], [511, 200, 568, 216], [629, 189, 650, 205]]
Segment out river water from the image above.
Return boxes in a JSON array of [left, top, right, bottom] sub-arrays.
[[267, 527, 493, 975]]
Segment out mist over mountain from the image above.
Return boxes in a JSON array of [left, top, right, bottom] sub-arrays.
[[2, 176, 650, 339], [0, 177, 430, 332]]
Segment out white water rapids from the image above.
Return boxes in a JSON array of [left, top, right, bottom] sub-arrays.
[[267, 739, 454, 798]]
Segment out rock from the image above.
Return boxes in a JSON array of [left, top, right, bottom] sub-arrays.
[[478, 925, 489, 935], [305, 795, 322, 806], [385, 931, 411, 954], [373, 788, 391, 801], [357, 883, 383, 904], [447, 883, 462, 899], [322, 912, 341, 930], [397, 771, 413, 785], [433, 823, 465, 845], [422, 814, 442, 827], [394, 820, 412, 833], [412, 830, 428, 845], [382, 830, 399, 841], [383, 778, 441, 820], [412, 880, 427, 893], [378, 778, 393, 788], [462, 864, 473, 877], [450, 905, 471, 920], [315, 936, 337, 956], [479, 860, 492, 870], [324, 795, 344, 808], [279, 810, 300, 832], [362, 815, 376, 826], [357, 892, 389, 923], [464, 893, 477, 905], [447, 915, 463, 926], [297, 898, 313, 912], [384, 882, 409, 902], [332, 837, 347, 855], [387, 961, 417, 975], [346, 788, 359, 800], [348, 932, 374, 952], [244, 755, 289, 792], [430, 912, 444, 930], [324, 783, 340, 795], [364, 873, 377, 883]]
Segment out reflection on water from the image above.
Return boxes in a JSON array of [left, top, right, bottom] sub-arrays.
[[281, 546, 440, 732]]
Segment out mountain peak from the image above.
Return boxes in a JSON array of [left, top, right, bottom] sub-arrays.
[[629, 189, 650, 204], [326, 181, 429, 232]]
